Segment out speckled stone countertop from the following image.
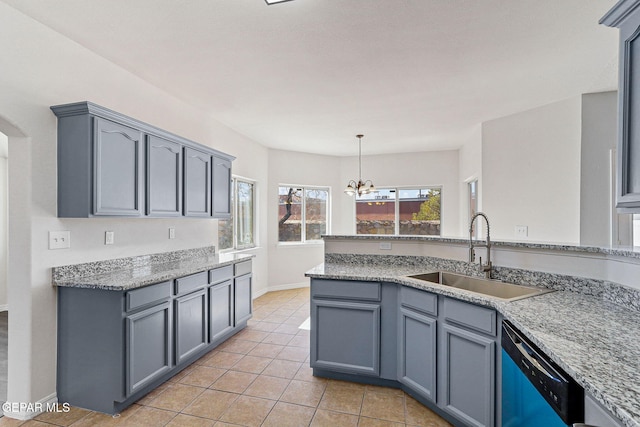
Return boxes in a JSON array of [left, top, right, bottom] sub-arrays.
[[53, 246, 253, 291], [323, 234, 640, 260], [307, 261, 640, 427]]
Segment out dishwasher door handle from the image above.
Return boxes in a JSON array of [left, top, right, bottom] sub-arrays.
[[504, 324, 562, 382]]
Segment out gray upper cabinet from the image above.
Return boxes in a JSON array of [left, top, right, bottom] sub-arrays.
[[212, 155, 232, 219], [51, 101, 234, 218], [602, 1, 640, 211], [184, 147, 212, 217], [147, 136, 182, 216]]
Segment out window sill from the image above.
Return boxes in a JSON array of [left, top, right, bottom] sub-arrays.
[[219, 246, 260, 254], [277, 242, 324, 248]]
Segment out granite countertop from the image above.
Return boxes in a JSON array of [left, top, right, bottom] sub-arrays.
[[306, 261, 640, 427], [53, 252, 254, 291]]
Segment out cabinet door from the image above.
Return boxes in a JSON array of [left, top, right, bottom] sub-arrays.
[[93, 117, 143, 216], [234, 274, 252, 325], [440, 323, 495, 427], [212, 155, 232, 219], [126, 301, 172, 396], [175, 289, 208, 365], [209, 280, 234, 343], [311, 299, 381, 376], [398, 307, 437, 402], [147, 136, 182, 216], [184, 147, 211, 217]]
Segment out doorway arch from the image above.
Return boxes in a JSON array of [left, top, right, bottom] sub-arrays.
[[0, 115, 33, 417]]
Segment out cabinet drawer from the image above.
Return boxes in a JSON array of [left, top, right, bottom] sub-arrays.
[[443, 298, 496, 336], [126, 281, 171, 312], [311, 279, 381, 301], [400, 286, 437, 316], [234, 261, 252, 277], [210, 265, 233, 284], [175, 272, 208, 295]]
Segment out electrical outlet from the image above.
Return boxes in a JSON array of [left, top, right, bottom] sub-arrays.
[[169, 227, 175, 239], [105, 231, 115, 245], [515, 225, 528, 238], [49, 231, 71, 250], [379, 242, 392, 250]]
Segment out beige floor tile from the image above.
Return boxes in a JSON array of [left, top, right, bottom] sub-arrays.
[[293, 365, 327, 384], [218, 395, 275, 427], [295, 329, 311, 338], [216, 338, 258, 354], [318, 385, 364, 415], [146, 383, 204, 412], [247, 343, 285, 358], [165, 414, 216, 427], [262, 359, 303, 379], [405, 396, 453, 427], [261, 402, 316, 427], [181, 389, 238, 420], [358, 417, 405, 427], [118, 406, 176, 427], [280, 379, 327, 407], [137, 381, 172, 405], [34, 405, 91, 426], [273, 324, 300, 335], [210, 370, 257, 393], [364, 384, 405, 398], [169, 364, 197, 383], [310, 409, 359, 427], [246, 321, 278, 332], [360, 392, 405, 423], [179, 365, 227, 388], [66, 404, 141, 427], [200, 351, 244, 369], [243, 375, 290, 400], [230, 355, 273, 374], [262, 314, 288, 323], [0, 417, 26, 426], [234, 329, 270, 342], [276, 346, 309, 362], [326, 379, 366, 393], [262, 332, 294, 346], [287, 335, 311, 348], [13, 421, 49, 427]]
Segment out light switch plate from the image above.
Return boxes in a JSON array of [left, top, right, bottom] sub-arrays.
[[169, 227, 175, 239], [379, 242, 392, 250], [105, 231, 115, 245], [49, 231, 70, 250], [515, 225, 528, 238]]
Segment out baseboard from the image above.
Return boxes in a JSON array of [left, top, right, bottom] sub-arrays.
[[2, 392, 61, 420], [252, 282, 309, 299], [0, 304, 8, 312]]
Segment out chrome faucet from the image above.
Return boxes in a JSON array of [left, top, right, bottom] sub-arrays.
[[469, 212, 492, 279]]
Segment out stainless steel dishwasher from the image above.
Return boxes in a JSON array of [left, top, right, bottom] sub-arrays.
[[502, 321, 584, 427]]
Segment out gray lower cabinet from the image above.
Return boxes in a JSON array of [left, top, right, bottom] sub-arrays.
[[184, 147, 211, 217], [175, 288, 208, 365], [147, 135, 182, 216], [398, 307, 437, 402], [57, 260, 252, 415], [439, 298, 496, 427], [126, 301, 172, 395], [212, 155, 232, 219]]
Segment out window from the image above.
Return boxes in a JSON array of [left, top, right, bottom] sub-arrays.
[[634, 214, 640, 247], [278, 185, 330, 243], [468, 179, 479, 239], [356, 187, 441, 236], [218, 177, 256, 251]]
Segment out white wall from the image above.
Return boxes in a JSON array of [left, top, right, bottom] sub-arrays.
[[580, 91, 618, 246], [0, 132, 6, 309], [337, 150, 461, 236], [267, 149, 343, 289], [0, 3, 269, 413], [482, 96, 582, 243]]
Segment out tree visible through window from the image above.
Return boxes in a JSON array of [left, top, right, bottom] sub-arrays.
[[356, 187, 441, 235], [279, 186, 329, 242]]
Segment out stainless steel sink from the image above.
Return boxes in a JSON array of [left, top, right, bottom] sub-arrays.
[[407, 271, 553, 301]]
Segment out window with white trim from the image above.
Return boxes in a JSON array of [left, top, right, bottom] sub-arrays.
[[278, 185, 330, 243], [218, 177, 256, 250], [355, 187, 441, 236]]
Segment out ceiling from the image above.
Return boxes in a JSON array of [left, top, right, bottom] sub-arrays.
[[2, 0, 619, 156]]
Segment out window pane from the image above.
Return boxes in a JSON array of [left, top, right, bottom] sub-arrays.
[[279, 186, 302, 242], [399, 188, 441, 236], [218, 180, 234, 250], [236, 181, 254, 247], [356, 189, 395, 234], [305, 188, 328, 240]]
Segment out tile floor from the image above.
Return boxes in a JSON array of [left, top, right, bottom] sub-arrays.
[[1, 288, 452, 427]]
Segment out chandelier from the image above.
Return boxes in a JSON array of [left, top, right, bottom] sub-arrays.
[[344, 134, 376, 196]]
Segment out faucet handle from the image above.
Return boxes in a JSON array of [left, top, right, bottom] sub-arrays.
[[469, 248, 475, 263]]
